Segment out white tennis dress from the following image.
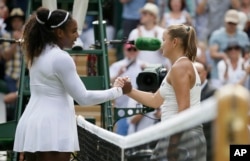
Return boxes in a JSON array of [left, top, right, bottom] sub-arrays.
[[160, 57, 201, 120], [152, 57, 206, 161], [13, 44, 123, 152]]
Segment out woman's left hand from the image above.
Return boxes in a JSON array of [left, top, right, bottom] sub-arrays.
[[113, 77, 125, 88], [113, 76, 132, 94]]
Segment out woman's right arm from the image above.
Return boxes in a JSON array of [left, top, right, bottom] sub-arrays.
[[53, 53, 123, 106], [126, 88, 164, 109]]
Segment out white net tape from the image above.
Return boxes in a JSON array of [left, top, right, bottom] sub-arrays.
[[77, 96, 217, 149]]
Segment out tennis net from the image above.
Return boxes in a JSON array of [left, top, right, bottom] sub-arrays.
[[76, 97, 217, 161]]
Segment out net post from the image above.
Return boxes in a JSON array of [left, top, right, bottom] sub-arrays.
[[213, 84, 250, 161]]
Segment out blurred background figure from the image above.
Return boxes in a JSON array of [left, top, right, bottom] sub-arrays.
[[0, 0, 9, 40], [117, 0, 156, 61], [0, 0, 8, 21], [239, 0, 250, 39], [128, 2, 171, 69], [237, 11, 248, 31], [160, 0, 195, 19], [194, 61, 216, 101], [120, 0, 148, 39], [0, 2, 9, 160], [217, 40, 248, 86], [0, 0, 10, 126], [242, 45, 250, 90], [206, 0, 239, 39], [233, 0, 250, 18], [208, 9, 249, 89], [4, 8, 24, 92], [109, 44, 146, 136], [3, 8, 25, 121], [196, 41, 208, 66], [160, 0, 193, 28], [195, 0, 209, 42]]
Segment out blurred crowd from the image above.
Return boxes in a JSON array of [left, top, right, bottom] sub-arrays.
[[109, 2, 250, 161], [108, 0, 250, 137], [0, 0, 26, 124]]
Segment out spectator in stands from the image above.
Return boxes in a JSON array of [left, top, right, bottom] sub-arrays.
[[128, 2, 171, 68], [194, 62, 216, 101], [110, 44, 146, 135], [242, 45, 250, 89], [3, 8, 25, 121], [234, 0, 250, 17], [229, 1, 250, 39], [237, 0, 250, 38], [160, 0, 193, 28], [118, 0, 155, 61], [237, 11, 248, 31], [4, 8, 24, 92], [0, 2, 10, 159], [196, 41, 208, 66], [161, 0, 195, 19], [8, 0, 28, 15], [208, 9, 249, 88], [217, 40, 250, 86], [13, 7, 129, 161], [206, 0, 239, 38], [124, 24, 206, 161], [195, 0, 209, 42], [0, 0, 10, 79], [0, 0, 10, 126], [0, 0, 8, 20], [120, 0, 148, 39]]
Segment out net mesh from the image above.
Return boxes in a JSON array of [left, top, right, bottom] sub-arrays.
[[77, 126, 122, 161], [76, 97, 217, 161]]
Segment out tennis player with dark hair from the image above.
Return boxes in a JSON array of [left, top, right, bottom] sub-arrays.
[[124, 24, 206, 161], [13, 7, 128, 161]]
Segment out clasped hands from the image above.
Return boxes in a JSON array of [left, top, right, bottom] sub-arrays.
[[113, 76, 132, 94]]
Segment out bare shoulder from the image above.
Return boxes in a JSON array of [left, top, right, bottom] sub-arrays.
[[171, 58, 193, 73], [167, 58, 195, 87], [167, 58, 193, 84]]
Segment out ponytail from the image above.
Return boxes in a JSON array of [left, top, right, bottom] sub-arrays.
[[23, 7, 72, 65], [167, 24, 197, 61], [185, 26, 197, 61]]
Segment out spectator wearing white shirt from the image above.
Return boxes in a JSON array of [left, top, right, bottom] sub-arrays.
[[128, 3, 171, 69], [217, 40, 247, 85], [110, 44, 146, 135]]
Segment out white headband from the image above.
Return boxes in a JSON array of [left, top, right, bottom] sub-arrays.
[[36, 11, 53, 25], [50, 12, 69, 28], [47, 11, 52, 20], [36, 16, 45, 24]]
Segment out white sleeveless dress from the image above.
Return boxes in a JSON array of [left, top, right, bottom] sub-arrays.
[[163, 11, 188, 27], [152, 57, 206, 161], [13, 44, 123, 152]]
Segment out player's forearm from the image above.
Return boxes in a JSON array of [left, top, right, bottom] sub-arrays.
[[127, 88, 161, 108]]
